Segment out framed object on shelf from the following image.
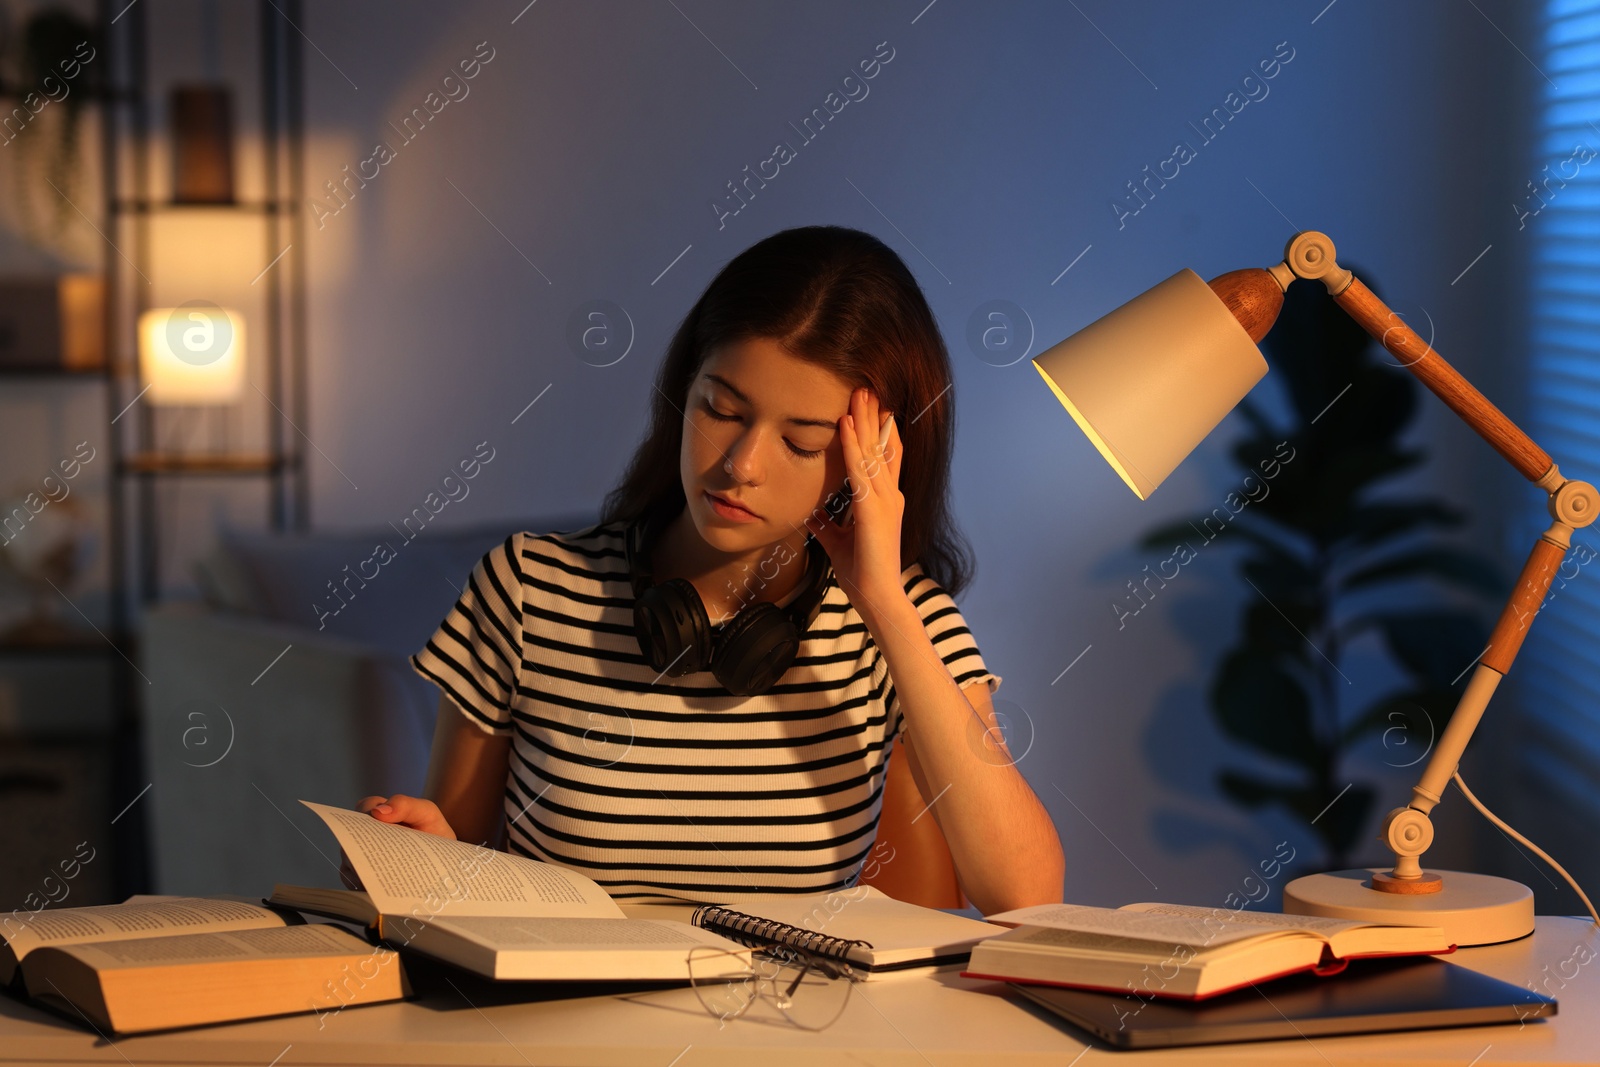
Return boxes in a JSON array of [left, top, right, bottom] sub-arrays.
[[0, 274, 105, 373]]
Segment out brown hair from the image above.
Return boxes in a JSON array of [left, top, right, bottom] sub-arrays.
[[599, 225, 976, 596]]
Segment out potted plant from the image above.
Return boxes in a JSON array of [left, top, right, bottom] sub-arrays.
[[1139, 272, 1506, 869]]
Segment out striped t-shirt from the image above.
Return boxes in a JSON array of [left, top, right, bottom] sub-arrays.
[[409, 519, 1001, 903]]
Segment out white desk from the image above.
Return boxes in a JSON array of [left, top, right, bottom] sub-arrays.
[[3, 917, 1596, 1066]]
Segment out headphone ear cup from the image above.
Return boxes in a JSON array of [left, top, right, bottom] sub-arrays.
[[634, 577, 713, 676], [712, 602, 800, 697]]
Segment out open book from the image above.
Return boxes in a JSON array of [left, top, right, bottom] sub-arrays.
[[619, 887, 1008, 976], [270, 801, 750, 981], [1, 896, 404, 1033], [963, 902, 1455, 1000]]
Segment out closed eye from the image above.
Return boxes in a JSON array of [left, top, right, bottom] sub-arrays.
[[704, 401, 825, 459]]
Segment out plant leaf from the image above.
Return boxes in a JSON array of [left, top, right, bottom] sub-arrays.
[[1339, 547, 1506, 597], [1233, 397, 1278, 442], [1241, 601, 1315, 664], [1369, 611, 1489, 690], [1340, 689, 1439, 744], [1209, 650, 1320, 765], [1218, 769, 1301, 809], [1340, 688, 1460, 774], [1215, 771, 1375, 860], [1314, 783, 1376, 860], [1321, 445, 1426, 497], [1328, 500, 1465, 549], [1240, 553, 1323, 611], [1137, 518, 1220, 553]]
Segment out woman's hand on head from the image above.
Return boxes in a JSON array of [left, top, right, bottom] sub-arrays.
[[804, 386, 904, 608]]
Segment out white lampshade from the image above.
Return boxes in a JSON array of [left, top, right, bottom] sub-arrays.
[[138, 305, 247, 404], [1032, 268, 1268, 499]]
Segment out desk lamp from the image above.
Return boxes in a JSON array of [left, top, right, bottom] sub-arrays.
[[1033, 229, 1599, 946]]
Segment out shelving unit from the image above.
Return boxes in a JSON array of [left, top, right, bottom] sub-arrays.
[[119, 453, 286, 475], [0, 366, 109, 380], [105, 0, 309, 609], [0, 0, 307, 900], [109, 199, 288, 213]]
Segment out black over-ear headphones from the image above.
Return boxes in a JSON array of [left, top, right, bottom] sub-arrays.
[[626, 502, 833, 697]]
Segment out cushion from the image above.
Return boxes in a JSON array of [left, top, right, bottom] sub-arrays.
[[215, 512, 595, 658]]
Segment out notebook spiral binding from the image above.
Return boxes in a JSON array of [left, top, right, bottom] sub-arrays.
[[690, 903, 874, 964]]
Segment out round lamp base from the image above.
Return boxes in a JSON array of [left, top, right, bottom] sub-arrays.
[[1282, 869, 1534, 946]]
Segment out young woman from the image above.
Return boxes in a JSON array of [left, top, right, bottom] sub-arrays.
[[357, 226, 1064, 915]]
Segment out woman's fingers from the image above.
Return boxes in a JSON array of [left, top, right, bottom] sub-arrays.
[[846, 388, 895, 486], [359, 793, 455, 838], [852, 388, 876, 465], [883, 412, 901, 482], [365, 793, 415, 821], [842, 414, 869, 501]]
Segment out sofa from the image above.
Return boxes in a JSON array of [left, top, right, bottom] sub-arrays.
[[140, 513, 591, 896]]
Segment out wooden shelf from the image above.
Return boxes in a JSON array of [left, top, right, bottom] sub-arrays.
[[110, 199, 294, 214], [0, 84, 134, 104], [0, 365, 108, 380], [119, 453, 292, 476], [0, 628, 129, 657]]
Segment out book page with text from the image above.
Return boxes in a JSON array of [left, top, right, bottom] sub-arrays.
[[2, 897, 287, 979], [302, 801, 623, 920], [38, 923, 375, 971], [1121, 903, 1366, 939], [981, 903, 1287, 950], [426, 915, 746, 951], [1122, 903, 1449, 957]]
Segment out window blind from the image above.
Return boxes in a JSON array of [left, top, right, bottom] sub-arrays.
[[1519, 0, 1600, 801]]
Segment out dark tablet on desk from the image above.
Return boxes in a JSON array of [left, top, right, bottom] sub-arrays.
[[1006, 956, 1556, 1050]]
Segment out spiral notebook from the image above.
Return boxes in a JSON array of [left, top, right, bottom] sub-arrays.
[[621, 886, 1007, 974]]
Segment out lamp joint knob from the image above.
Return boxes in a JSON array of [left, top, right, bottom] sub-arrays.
[[1551, 479, 1599, 528], [1382, 805, 1435, 859], [1284, 230, 1354, 294]]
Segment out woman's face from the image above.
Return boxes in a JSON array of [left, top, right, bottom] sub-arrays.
[[680, 337, 855, 554]]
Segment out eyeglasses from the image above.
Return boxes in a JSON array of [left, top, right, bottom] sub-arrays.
[[686, 945, 859, 1031]]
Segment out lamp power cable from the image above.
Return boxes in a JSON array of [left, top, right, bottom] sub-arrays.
[[1452, 769, 1600, 927]]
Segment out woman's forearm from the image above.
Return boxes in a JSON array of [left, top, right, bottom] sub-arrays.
[[855, 585, 1065, 916], [423, 696, 512, 848]]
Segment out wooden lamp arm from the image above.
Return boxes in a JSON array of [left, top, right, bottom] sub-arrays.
[[1331, 274, 1553, 482], [1213, 231, 1557, 482], [1211, 230, 1600, 889]]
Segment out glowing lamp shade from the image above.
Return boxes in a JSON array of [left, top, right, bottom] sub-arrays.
[[1032, 269, 1269, 499], [138, 305, 247, 404]]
